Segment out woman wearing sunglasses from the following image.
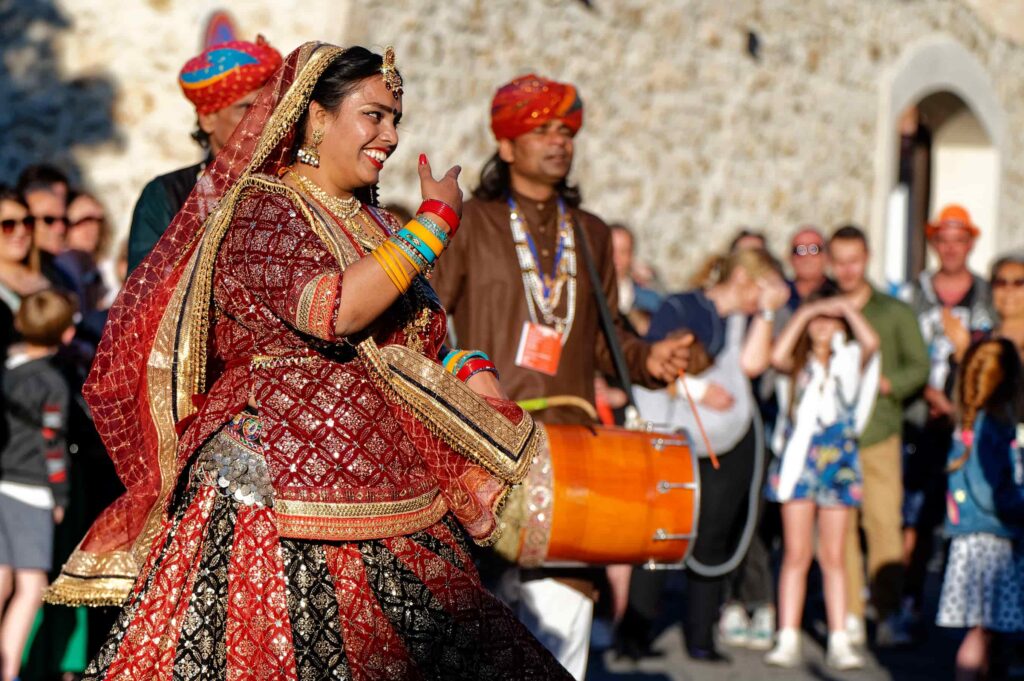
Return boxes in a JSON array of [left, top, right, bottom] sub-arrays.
[[0, 188, 51, 315], [990, 254, 1024, 359]]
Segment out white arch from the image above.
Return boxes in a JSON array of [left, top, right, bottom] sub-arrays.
[[870, 35, 1006, 282]]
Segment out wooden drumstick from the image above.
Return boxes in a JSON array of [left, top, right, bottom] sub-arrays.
[[678, 368, 721, 470]]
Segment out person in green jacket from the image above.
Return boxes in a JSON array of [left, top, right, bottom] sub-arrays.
[[126, 36, 281, 273], [828, 225, 929, 647]]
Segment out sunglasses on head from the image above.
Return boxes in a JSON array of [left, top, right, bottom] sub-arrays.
[[792, 243, 823, 257], [993, 277, 1024, 289], [0, 216, 36, 233]]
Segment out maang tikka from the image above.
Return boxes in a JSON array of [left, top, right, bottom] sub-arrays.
[[297, 127, 324, 167]]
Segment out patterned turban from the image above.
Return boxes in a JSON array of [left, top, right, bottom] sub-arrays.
[[490, 74, 584, 140], [178, 36, 282, 115]]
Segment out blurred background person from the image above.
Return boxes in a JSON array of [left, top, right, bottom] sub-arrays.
[[611, 223, 663, 336], [935, 339, 1024, 681], [989, 253, 1024, 360], [0, 291, 75, 681], [126, 36, 282, 271], [899, 204, 994, 639], [789, 225, 834, 304], [829, 224, 929, 647], [640, 248, 788, 662], [0, 188, 51, 318], [15, 165, 72, 291], [763, 291, 879, 671]]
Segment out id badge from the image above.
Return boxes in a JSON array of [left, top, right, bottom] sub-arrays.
[[515, 322, 563, 376]]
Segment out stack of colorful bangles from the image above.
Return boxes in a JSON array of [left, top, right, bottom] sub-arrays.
[[371, 200, 460, 293], [441, 348, 499, 382]]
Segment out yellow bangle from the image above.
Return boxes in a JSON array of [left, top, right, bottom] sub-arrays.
[[371, 248, 406, 293], [382, 242, 414, 289], [444, 349, 468, 373], [404, 219, 445, 257]]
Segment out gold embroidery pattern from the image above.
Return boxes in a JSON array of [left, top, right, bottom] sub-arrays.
[[360, 341, 539, 485], [276, 487, 440, 519], [42, 550, 138, 606], [276, 492, 447, 541]]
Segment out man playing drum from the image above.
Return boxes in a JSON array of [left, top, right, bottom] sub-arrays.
[[432, 73, 693, 680]]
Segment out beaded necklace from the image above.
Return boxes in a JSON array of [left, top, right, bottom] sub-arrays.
[[508, 196, 577, 342], [289, 171, 384, 250]]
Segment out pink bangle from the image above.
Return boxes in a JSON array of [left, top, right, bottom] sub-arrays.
[[418, 200, 460, 235]]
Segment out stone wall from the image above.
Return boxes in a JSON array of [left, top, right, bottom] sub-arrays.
[[4, 0, 1021, 285]]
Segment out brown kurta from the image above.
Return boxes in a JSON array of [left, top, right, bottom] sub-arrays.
[[432, 192, 655, 425]]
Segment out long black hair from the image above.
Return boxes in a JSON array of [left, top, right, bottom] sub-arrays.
[[472, 152, 582, 208], [293, 46, 397, 206]]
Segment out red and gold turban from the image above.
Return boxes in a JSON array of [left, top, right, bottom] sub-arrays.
[[178, 36, 282, 115], [490, 74, 584, 140]]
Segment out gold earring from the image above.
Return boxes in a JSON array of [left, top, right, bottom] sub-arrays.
[[297, 127, 324, 167]]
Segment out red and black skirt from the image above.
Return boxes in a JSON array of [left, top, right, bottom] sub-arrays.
[[84, 414, 568, 680]]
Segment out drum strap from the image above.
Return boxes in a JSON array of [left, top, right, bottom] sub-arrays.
[[570, 216, 638, 414]]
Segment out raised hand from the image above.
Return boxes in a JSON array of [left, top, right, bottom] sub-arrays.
[[417, 153, 463, 227]]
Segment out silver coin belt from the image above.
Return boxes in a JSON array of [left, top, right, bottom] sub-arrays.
[[195, 429, 275, 508]]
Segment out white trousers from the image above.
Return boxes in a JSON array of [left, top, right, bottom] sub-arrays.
[[518, 578, 593, 680]]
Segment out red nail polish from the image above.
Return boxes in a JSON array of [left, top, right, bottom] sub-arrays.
[[419, 153, 427, 165]]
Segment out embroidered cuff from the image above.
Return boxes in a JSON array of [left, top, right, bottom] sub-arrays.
[[295, 271, 341, 340]]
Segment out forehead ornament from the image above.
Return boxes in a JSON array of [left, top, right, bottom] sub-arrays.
[[380, 46, 403, 98]]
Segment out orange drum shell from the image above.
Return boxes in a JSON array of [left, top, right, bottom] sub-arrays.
[[538, 424, 698, 566]]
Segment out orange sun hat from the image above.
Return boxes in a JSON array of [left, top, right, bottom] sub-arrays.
[[926, 204, 980, 239]]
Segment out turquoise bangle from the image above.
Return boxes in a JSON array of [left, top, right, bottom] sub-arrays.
[[398, 228, 437, 265], [391, 235, 431, 270], [415, 215, 449, 246]]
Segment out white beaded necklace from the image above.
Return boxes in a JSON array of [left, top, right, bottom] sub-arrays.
[[508, 196, 577, 342]]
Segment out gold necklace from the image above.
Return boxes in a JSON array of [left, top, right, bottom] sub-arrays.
[[290, 172, 361, 220]]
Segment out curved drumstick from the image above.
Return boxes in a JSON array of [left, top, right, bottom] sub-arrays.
[[678, 368, 720, 470]]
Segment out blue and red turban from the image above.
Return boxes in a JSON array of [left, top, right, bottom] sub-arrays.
[[490, 74, 584, 141], [178, 35, 282, 114]]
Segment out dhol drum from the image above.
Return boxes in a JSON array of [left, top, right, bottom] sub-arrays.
[[495, 423, 699, 567]]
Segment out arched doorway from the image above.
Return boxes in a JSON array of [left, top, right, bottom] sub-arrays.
[[871, 36, 1005, 288], [891, 93, 998, 285]]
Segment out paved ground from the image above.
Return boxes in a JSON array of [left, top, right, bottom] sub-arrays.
[[585, 565, 1023, 680]]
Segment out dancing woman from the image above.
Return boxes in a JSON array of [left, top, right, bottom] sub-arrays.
[[46, 43, 570, 680]]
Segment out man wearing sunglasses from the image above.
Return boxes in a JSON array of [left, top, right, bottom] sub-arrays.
[[896, 204, 994, 641], [126, 36, 281, 273], [15, 164, 76, 292], [789, 226, 834, 302]]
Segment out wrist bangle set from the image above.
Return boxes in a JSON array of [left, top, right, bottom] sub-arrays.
[[372, 202, 459, 294], [440, 348, 499, 382]]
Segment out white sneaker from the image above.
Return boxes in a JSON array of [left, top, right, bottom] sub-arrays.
[[747, 605, 775, 650], [827, 630, 866, 670], [717, 603, 750, 648], [845, 613, 866, 646], [764, 628, 801, 668]]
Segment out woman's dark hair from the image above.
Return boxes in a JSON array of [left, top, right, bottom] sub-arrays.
[[472, 152, 582, 208], [293, 47, 392, 206], [0, 185, 28, 208], [990, 252, 1024, 286], [191, 119, 211, 150], [787, 287, 854, 419]]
